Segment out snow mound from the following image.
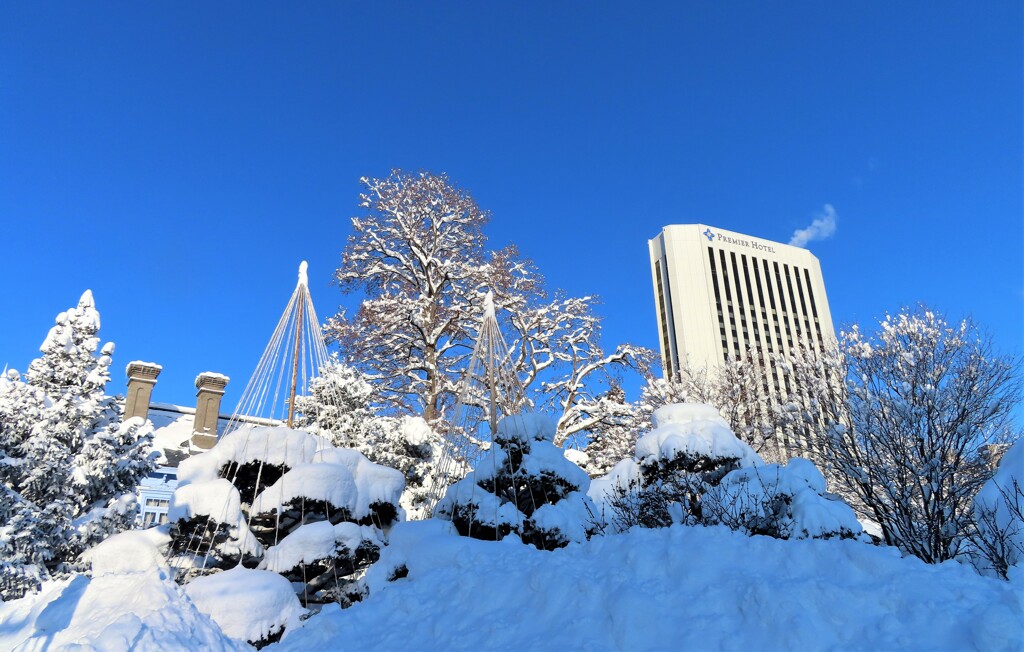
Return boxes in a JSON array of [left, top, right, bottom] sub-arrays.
[[185, 566, 305, 646], [703, 457, 865, 540], [0, 568, 244, 651], [276, 520, 1022, 652], [84, 528, 170, 576], [636, 403, 761, 468]]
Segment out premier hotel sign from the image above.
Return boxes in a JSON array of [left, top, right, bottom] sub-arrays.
[[702, 227, 777, 255]]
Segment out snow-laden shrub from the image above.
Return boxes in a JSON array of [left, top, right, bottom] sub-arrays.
[[168, 425, 403, 606], [702, 458, 865, 540], [972, 440, 1024, 580], [186, 566, 304, 649], [591, 404, 864, 542], [594, 403, 761, 529], [435, 412, 598, 550]]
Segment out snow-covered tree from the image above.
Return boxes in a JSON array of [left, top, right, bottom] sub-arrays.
[[168, 425, 405, 607], [812, 308, 1021, 564], [293, 360, 442, 520], [637, 354, 782, 463], [578, 384, 642, 477], [435, 412, 598, 550], [0, 291, 155, 599], [327, 170, 652, 441], [293, 356, 377, 449]]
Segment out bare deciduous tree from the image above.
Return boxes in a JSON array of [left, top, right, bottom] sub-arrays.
[[810, 307, 1020, 564]]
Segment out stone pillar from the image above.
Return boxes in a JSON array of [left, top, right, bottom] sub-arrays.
[[125, 361, 162, 421], [191, 372, 229, 450]]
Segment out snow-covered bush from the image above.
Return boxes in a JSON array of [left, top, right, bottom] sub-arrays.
[[702, 458, 865, 540], [435, 412, 598, 550], [294, 361, 443, 521], [591, 404, 864, 543], [0, 291, 156, 600], [168, 424, 404, 606], [186, 566, 305, 649], [621, 403, 761, 527], [971, 440, 1024, 580]]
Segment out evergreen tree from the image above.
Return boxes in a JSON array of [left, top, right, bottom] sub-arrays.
[[0, 291, 155, 599]]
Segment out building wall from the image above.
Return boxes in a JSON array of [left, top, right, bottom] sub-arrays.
[[649, 224, 837, 454]]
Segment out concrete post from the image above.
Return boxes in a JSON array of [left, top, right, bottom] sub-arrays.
[[191, 372, 229, 450], [125, 361, 162, 421]]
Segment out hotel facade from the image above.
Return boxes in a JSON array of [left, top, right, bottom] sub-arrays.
[[649, 224, 837, 452]]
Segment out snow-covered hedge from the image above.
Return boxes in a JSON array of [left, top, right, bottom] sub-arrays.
[[435, 412, 598, 550]]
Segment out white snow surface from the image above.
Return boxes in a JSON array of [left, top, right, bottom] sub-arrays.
[[275, 519, 1022, 651], [636, 403, 762, 467], [0, 535, 244, 651], [176, 425, 325, 487], [186, 566, 305, 645], [588, 457, 643, 506], [84, 528, 171, 576], [495, 411, 557, 444]]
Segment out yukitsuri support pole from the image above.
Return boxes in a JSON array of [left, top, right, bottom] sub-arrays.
[[286, 261, 308, 428]]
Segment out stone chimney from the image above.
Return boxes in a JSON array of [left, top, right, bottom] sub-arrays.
[[191, 372, 229, 450], [125, 361, 162, 421]]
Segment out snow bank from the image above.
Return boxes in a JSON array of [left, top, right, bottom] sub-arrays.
[[0, 537, 244, 651], [588, 458, 643, 506], [185, 566, 305, 645], [84, 528, 170, 576], [636, 403, 761, 468], [277, 520, 1022, 651]]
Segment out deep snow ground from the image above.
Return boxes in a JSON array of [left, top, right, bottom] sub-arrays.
[[1, 521, 1021, 651], [277, 520, 1022, 651]]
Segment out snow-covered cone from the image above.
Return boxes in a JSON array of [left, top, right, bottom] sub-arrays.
[[435, 412, 598, 550], [702, 457, 865, 540], [168, 425, 404, 606]]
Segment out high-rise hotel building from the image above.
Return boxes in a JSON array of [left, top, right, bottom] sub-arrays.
[[648, 225, 836, 445]]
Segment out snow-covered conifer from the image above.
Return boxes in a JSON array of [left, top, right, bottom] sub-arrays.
[[0, 292, 155, 600], [435, 412, 598, 550]]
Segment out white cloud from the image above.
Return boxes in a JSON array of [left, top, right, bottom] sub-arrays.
[[788, 204, 837, 247]]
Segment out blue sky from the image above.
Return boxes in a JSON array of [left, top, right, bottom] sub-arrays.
[[1, 2, 1021, 411]]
